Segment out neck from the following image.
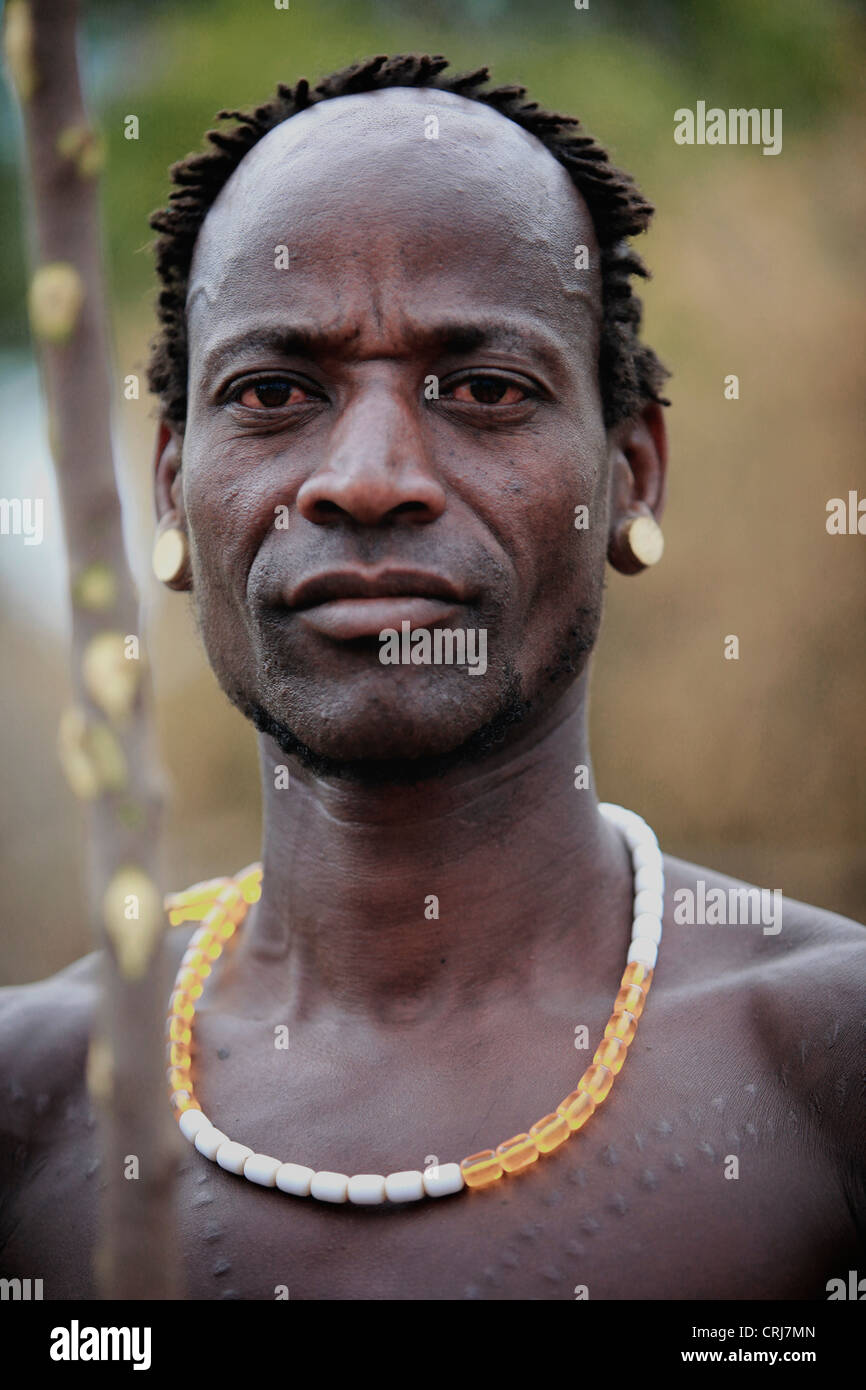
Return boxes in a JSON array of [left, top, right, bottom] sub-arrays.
[[235, 674, 632, 1024]]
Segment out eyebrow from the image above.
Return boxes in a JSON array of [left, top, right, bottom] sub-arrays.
[[199, 317, 573, 383]]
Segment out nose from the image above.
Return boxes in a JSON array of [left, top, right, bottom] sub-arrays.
[[296, 379, 447, 528]]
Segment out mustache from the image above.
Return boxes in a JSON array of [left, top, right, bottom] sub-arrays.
[[250, 543, 511, 614]]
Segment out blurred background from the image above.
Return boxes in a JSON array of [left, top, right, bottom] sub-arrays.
[[1, 0, 864, 982]]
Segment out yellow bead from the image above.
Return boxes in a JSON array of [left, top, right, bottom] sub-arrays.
[[604, 1010, 637, 1046], [202, 938, 222, 960], [177, 969, 203, 999], [235, 863, 263, 904], [622, 961, 653, 993], [556, 1088, 596, 1132], [200, 906, 228, 933], [169, 989, 194, 1022], [614, 983, 646, 1020], [216, 918, 237, 942], [496, 1133, 539, 1173], [184, 949, 211, 978], [167, 903, 211, 925], [578, 1062, 614, 1104], [218, 883, 243, 906], [528, 1111, 571, 1153], [460, 1150, 504, 1188], [169, 1090, 200, 1117], [166, 1066, 190, 1092], [167, 1016, 191, 1045], [168, 1042, 191, 1071], [164, 878, 233, 923], [165, 876, 232, 908], [593, 1036, 627, 1075]]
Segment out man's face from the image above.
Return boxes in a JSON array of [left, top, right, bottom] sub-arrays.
[[173, 87, 613, 777]]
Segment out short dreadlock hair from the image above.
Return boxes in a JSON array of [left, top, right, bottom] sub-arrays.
[[148, 52, 670, 432]]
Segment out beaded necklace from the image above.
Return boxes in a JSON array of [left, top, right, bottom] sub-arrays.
[[165, 802, 662, 1204]]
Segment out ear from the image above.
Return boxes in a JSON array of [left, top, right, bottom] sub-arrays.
[[152, 420, 191, 591], [154, 419, 184, 523], [606, 400, 668, 576]]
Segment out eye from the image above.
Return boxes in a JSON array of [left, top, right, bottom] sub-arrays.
[[230, 378, 316, 409], [447, 376, 530, 406]]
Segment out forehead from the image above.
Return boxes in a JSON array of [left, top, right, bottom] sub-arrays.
[[187, 87, 600, 355]]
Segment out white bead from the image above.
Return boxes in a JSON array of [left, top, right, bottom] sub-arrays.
[[598, 802, 629, 823], [275, 1162, 315, 1197], [634, 865, 664, 895], [632, 912, 663, 945], [634, 889, 664, 918], [179, 1108, 211, 1141], [347, 1174, 387, 1205], [627, 937, 659, 969], [244, 1153, 282, 1187], [423, 1162, 464, 1198], [310, 1171, 350, 1203], [625, 826, 659, 853], [216, 1140, 254, 1174], [632, 844, 663, 871], [194, 1126, 229, 1160], [384, 1170, 425, 1203]]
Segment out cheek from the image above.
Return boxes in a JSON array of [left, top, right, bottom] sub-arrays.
[[508, 428, 608, 623], [179, 448, 268, 657], [181, 436, 272, 578]]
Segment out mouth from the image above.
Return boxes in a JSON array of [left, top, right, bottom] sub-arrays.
[[285, 569, 469, 642]]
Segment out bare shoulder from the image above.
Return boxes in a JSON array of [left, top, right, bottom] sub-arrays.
[[0, 928, 194, 1158], [0, 953, 101, 1119], [660, 853, 866, 990], [659, 854, 866, 1160]]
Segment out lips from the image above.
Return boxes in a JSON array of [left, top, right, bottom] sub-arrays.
[[284, 568, 469, 642]]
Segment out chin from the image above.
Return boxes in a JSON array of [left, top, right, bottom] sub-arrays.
[[229, 666, 534, 784]]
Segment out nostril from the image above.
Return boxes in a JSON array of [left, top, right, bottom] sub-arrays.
[[390, 501, 429, 517]]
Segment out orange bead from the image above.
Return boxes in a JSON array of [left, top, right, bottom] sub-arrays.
[[622, 961, 653, 993], [556, 1088, 596, 1132], [460, 1150, 504, 1188], [169, 1090, 200, 1117], [177, 969, 203, 999], [578, 1062, 614, 1104], [168, 1042, 191, 1071], [169, 989, 194, 1022], [496, 1133, 539, 1173], [614, 983, 646, 1019], [604, 1010, 637, 1046], [593, 1036, 627, 1075], [528, 1112, 570, 1153], [167, 1016, 191, 1045]]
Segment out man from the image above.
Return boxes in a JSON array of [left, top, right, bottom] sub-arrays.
[[2, 55, 864, 1301]]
